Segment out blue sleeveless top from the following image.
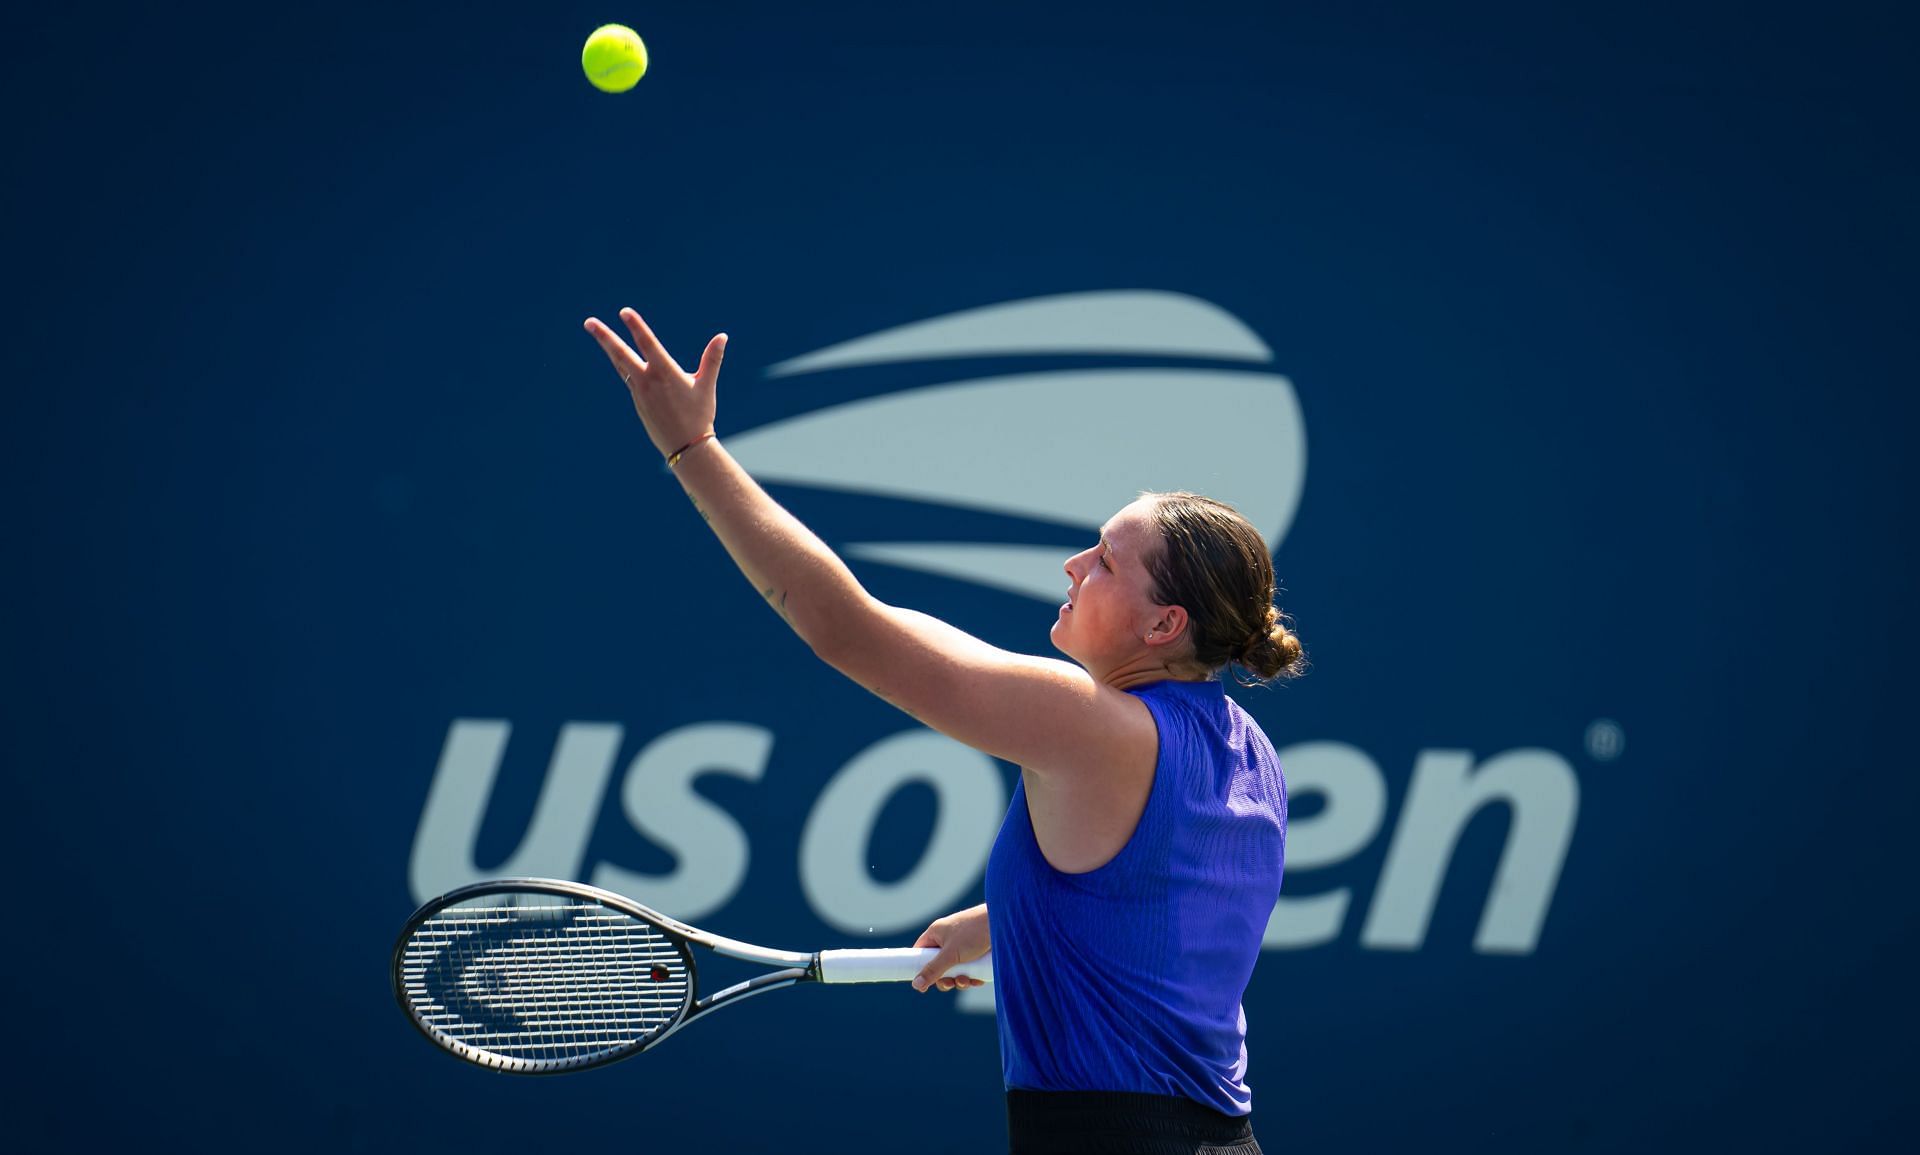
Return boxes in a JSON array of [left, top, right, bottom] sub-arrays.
[[983, 677, 1287, 1116]]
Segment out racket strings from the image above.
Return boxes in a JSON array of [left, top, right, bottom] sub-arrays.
[[399, 900, 691, 1071]]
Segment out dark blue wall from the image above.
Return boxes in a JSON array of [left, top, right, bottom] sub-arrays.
[[8, 2, 1916, 1151]]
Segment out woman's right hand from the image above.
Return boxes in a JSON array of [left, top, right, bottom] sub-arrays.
[[912, 903, 991, 993], [583, 307, 726, 462]]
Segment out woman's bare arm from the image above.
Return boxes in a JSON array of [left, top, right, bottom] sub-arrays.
[[584, 309, 1153, 779]]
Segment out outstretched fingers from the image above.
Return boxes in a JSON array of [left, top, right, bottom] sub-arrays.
[[619, 307, 679, 370], [583, 317, 648, 384]]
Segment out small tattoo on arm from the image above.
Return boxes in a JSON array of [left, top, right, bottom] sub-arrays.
[[761, 587, 794, 626]]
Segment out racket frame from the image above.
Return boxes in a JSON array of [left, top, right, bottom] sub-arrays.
[[395, 877, 808, 1074], [393, 877, 990, 1075]]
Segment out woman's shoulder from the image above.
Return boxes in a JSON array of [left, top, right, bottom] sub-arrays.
[[1128, 677, 1229, 728], [1125, 678, 1232, 757]]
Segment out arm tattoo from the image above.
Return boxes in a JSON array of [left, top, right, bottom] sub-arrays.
[[761, 586, 794, 626]]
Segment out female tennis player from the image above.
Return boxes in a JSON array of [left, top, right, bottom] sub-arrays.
[[585, 308, 1301, 1155]]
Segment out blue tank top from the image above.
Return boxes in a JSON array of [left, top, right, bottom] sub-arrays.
[[984, 677, 1287, 1116]]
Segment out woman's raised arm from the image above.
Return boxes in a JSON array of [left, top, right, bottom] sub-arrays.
[[583, 309, 1153, 779]]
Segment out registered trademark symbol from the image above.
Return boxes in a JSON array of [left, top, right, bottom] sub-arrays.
[[1586, 718, 1625, 762]]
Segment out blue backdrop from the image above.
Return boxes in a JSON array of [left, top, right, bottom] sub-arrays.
[[8, 2, 1916, 1151]]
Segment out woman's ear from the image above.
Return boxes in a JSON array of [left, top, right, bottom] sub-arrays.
[[1145, 605, 1189, 646]]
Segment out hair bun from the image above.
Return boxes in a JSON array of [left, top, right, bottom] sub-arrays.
[[1237, 610, 1306, 682]]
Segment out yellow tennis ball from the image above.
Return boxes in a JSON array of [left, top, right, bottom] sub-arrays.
[[582, 24, 648, 93]]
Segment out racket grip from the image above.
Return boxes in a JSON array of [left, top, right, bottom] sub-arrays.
[[817, 947, 995, 985]]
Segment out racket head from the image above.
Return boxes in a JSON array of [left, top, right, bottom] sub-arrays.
[[392, 878, 697, 1074]]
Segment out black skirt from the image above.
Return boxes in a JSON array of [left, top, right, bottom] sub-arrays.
[[1006, 1090, 1263, 1155]]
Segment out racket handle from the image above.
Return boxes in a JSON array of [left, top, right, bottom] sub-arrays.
[[817, 947, 995, 985]]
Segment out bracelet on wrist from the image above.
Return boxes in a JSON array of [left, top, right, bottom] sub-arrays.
[[666, 431, 717, 469]]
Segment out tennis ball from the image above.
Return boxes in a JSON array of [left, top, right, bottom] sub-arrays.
[[582, 24, 648, 93]]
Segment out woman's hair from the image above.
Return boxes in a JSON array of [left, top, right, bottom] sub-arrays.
[[1141, 491, 1307, 684]]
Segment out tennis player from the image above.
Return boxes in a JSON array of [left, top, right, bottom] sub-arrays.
[[586, 309, 1301, 1155]]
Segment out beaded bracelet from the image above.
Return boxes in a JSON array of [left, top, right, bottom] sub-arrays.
[[666, 431, 717, 469]]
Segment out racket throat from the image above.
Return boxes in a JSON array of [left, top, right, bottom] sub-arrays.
[[696, 966, 813, 1011]]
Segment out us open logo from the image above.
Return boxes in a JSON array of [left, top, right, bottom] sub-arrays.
[[410, 291, 1580, 1014], [734, 290, 1305, 600]]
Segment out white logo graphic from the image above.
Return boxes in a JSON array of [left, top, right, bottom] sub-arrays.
[[730, 290, 1307, 600], [410, 292, 1579, 1008]]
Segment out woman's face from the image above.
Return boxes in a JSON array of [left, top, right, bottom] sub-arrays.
[[1050, 498, 1170, 673]]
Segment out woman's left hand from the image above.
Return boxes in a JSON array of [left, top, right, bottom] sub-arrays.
[[911, 904, 991, 993], [584, 307, 727, 460]]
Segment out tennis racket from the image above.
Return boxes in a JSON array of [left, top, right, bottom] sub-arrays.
[[392, 877, 994, 1074]]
